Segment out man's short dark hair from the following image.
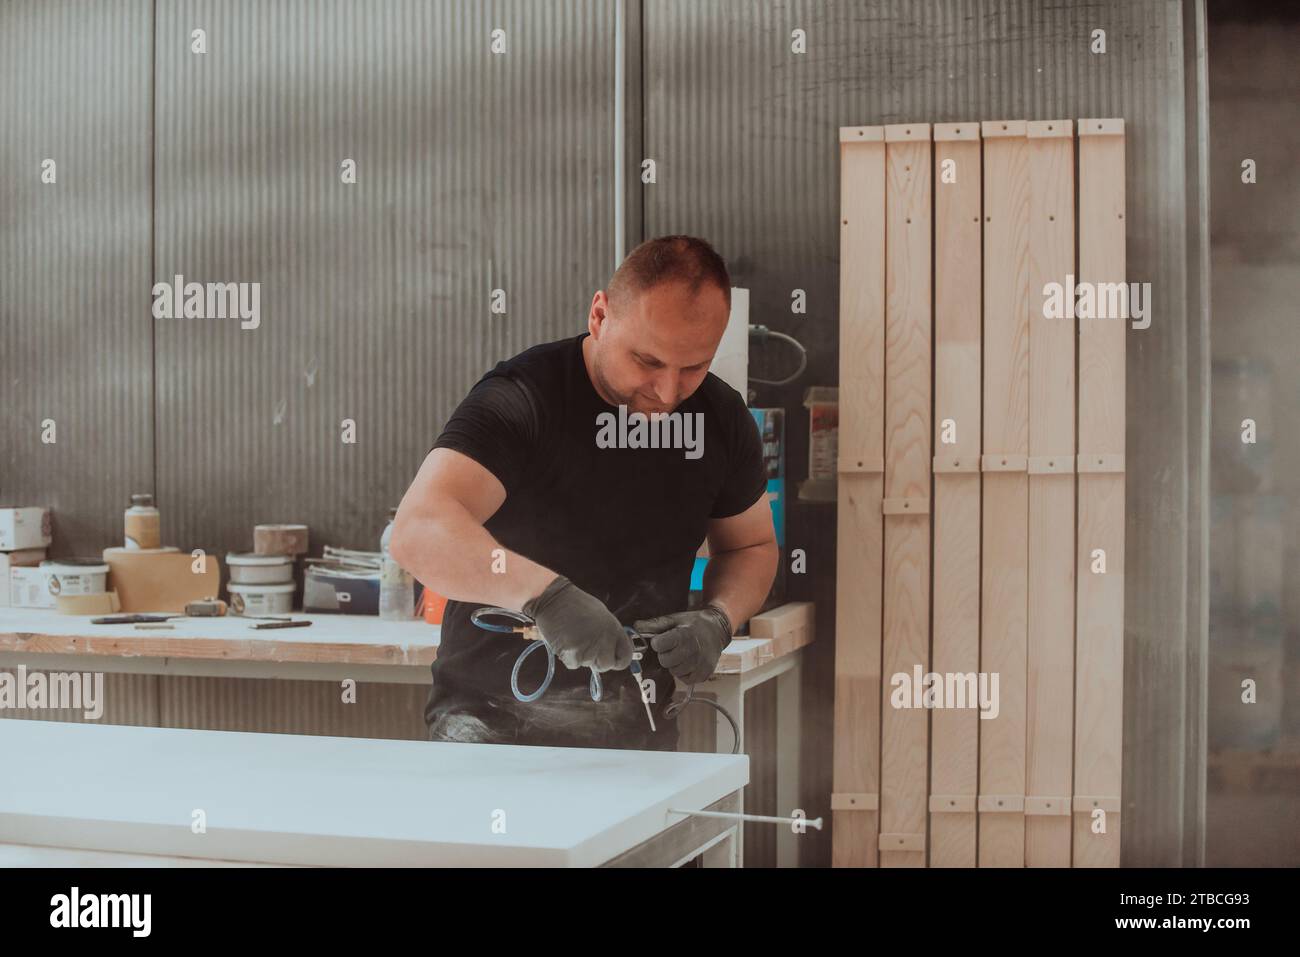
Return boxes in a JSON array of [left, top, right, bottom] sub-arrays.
[[606, 235, 731, 315]]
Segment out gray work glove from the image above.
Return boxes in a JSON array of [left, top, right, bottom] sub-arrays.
[[632, 604, 733, 686], [522, 575, 634, 673]]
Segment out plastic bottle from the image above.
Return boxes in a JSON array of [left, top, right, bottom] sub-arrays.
[[379, 507, 415, 620], [124, 493, 161, 549]]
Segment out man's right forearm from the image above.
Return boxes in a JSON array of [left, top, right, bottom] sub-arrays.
[[389, 500, 557, 612]]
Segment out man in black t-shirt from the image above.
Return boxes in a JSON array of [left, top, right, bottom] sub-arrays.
[[390, 235, 778, 751]]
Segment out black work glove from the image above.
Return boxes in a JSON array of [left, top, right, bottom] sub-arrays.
[[632, 604, 733, 686], [522, 575, 634, 673]]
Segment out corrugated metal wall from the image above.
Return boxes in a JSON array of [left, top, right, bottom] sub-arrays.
[[0, 0, 153, 554], [152, 0, 617, 557], [640, 0, 1200, 866]]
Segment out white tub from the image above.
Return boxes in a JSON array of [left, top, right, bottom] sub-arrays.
[[40, 559, 109, 598], [227, 581, 295, 617], [226, 552, 295, 585]]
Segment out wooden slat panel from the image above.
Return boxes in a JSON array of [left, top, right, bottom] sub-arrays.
[[879, 126, 932, 868], [833, 127, 886, 867], [929, 123, 981, 868], [1074, 119, 1126, 867], [978, 121, 1030, 867], [1026, 120, 1076, 867]]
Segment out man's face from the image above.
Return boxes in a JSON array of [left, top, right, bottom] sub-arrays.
[[588, 281, 730, 416]]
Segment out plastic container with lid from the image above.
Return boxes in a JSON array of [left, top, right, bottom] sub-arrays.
[[227, 581, 295, 617], [40, 558, 110, 597], [226, 552, 295, 585]]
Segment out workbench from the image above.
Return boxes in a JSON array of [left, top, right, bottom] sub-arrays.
[[0, 720, 747, 866], [0, 601, 812, 865]]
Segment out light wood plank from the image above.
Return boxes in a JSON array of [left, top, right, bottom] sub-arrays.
[[1074, 120, 1126, 867], [1026, 121, 1076, 867], [929, 124, 981, 867], [880, 128, 931, 868], [833, 127, 886, 867], [979, 121, 1030, 867]]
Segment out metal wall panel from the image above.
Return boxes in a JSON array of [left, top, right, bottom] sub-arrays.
[[0, 669, 159, 727], [157, 677, 428, 740], [643, 0, 1198, 865], [153, 0, 616, 558], [0, 668, 426, 740], [0, 0, 153, 556]]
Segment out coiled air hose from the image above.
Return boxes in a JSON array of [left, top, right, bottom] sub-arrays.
[[470, 606, 741, 754]]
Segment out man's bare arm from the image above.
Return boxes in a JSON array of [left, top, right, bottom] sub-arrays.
[[388, 448, 557, 612], [700, 492, 779, 632]]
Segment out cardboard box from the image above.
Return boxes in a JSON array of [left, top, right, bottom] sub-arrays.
[[798, 387, 838, 502], [0, 548, 45, 607], [804, 387, 838, 481], [0, 507, 52, 551], [102, 546, 221, 613]]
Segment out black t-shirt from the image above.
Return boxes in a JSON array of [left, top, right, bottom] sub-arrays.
[[424, 332, 765, 742]]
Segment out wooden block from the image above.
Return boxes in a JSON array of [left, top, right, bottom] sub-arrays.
[[977, 794, 1026, 813], [1073, 795, 1121, 813], [748, 601, 814, 643], [1025, 796, 1071, 816], [1078, 118, 1125, 137], [253, 524, 309, 557], [1027, 455, 1074, 474], [55, 591, 122, 616], [879, 832, 925, 852], [930, 126, 981, 869], [1027, 119, 1073, 139], [982, 453, 1028, 472], [1074, 121, 1125, 868], [1078, 453, 1125, 474], [982, 120, 1028, 138], [1026, 124, 1076, 868], [840, 125, 885, 143], [932, 455, 979, 473], [929, 794, 977, 813], [880, 131, 931, 869], [884, 122, 930, 142], [831, 792, 879, 811], [833, 130, 886, 868], [979, 126, 1029, 868], [933, 122, 979, 142]]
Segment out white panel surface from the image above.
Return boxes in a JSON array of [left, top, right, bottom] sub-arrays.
[[0, 720, 747, 867]]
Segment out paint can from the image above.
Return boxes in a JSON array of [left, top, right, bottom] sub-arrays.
[[40, 559, 110, 598], [227, 582, 295, 617], [253, 523, 309, 557], [124, 494, 161, 550], [226, 552, 295, 585]]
